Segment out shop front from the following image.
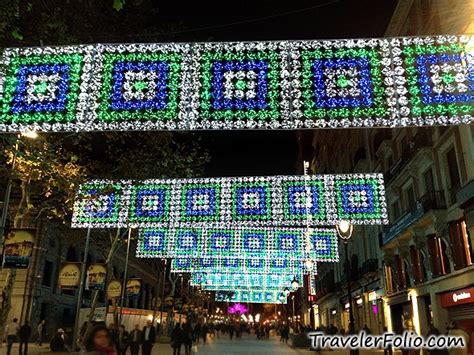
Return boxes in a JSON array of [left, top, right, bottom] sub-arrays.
[[440, 287, 474, 355], [367, 289, 385, 334], [387, 291, 413, 334]]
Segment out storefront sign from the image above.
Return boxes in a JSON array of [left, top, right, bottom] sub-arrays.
[[107, 280, 122, 299], [440, 287, 474, 307], [126, 279, 141, 297], [86, 264, 107, 291], [58, 262, 81, 289], [368, 291, 377, 302], [2, 228, 35, 269]]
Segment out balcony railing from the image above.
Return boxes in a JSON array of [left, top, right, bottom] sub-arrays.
[[385, 130, 433, 183], [382, 190, 446, 245], [360, 259, 378, 276]]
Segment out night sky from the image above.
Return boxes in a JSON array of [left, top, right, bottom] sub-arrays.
[[145, 0, 398, 177]]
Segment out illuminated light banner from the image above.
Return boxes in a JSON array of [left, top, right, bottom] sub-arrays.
[[0, 35, 472, 133], [71, 174, 388, 228], [170, 257, 314, 274], [216, 290, 288, 304], [137, 227, 338, 262], [202, 284, 291, 292], [190, 272, 303, 289]]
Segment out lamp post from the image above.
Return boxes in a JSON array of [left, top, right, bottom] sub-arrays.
[[336, 221, 358, 355]]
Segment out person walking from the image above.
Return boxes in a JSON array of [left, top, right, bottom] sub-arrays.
[[129, 324, 142, 355], [116, 325, 129, 355], [171, 323, 183, 355], [182, 323, 193, 355], [201, 323, 208, 344], [36, 320, 45, 346], [19, 321, 32, 355], [85, 325, 116, 355], [193, 323, 201, 345], [5, 318, 20, 355], [141, 321, 156, 355]]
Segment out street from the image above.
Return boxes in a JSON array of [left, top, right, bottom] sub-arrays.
[[2, 334, 402, 355]]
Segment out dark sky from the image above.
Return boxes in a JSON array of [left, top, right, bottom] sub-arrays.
[[152, 0, 398, 177]]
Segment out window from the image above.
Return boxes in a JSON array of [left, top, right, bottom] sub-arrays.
[[42, 261, 54, 287], [427, 235, 451, 277], [405, 185, 416, 211], [410, 246, 424, 284], [383, 263, 395, 294], [448, 219, 472, 270], [400, 135, 409, 157], [446, 147, 461, 189], [391, 201, 401, 220], [423, 169, 435, 194]]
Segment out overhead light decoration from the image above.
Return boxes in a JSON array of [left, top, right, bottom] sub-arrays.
[[0, 35, 471, 132], [136, 226, 338, 262], [216, 290, 288, 304], [191, 272, 303, 289], [72, 174, 388, 228]]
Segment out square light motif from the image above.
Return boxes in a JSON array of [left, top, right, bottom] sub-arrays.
[[137, 229, 168, 257], [72, 182, 125, 226], [174, 229, 201, 255], [242, 231, 266, 254], [298, 44, 389, 123], [276, 232, 299, 254], [129, 184, 171, 223], [232, 182, 272, 220], [208, 230, 234, 253], [198, 49, 281, 122], [283, 180, 326, 221], [0, 52, 85, 125], [403, 41, 473, 117], [333, 175, 387, 222], [97, 52, 182, 122], [174, 257, 193, 269], [308, 231, 339, 262], [180, 183, 221, 221]]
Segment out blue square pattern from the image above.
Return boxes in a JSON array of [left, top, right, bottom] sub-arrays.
[[12, 64, 71, 114], [210, 231, 232, 252], [176, 230, 199, 252], [198, 257, 216, 268], [313, 58, 373, 109], [185, 188, 217, 217], [252, 292, 263, 303], [192, 272, 206, 285], [235, 186, 268, 216], [110, 61, 169, 111], [270, 258, 289, 269], [310, 234, 333, 256], [143, 229, 167, 252], [83, 189, 116, 218], [223, 258, 241, 268], [264, 292, 275, 302], [135, 188, 166, 217], [341, 184, 375, 214], [175, 257, 192, 268], [211, 60, 269, 111], [243, 232, 266, 253], [240, 292, 250, 302], [246, 258, 264, 269], [277, 233, 299, 253], [287, 185, 320, 216], [416, 53, 474, 105]]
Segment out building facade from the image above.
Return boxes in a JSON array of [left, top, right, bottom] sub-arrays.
[[303, 0, 474, 349]]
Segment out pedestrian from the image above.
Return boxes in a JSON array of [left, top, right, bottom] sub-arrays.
[[201, 323, 208, 344], [50, 328, 67, 352], [448, 322, 469, 355], [141, 320, 156, 355], [363, 324, 371, 334], [129, 324, 142, 355], [4, 318, 20, 355], [116, 325, 129, 355], [19, 321, 32, 355], [85, 324, 116, 355], [171, 323, 183, 355], [383, 327, 393, 355], [427, 324, 449, 355], [36, 320, 45, 346], [229, 324, 234, 340], [193, 323, 202, 344], [182, 323, 193, 355]]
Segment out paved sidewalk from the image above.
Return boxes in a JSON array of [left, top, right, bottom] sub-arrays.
[[1, 335, 401, 354]]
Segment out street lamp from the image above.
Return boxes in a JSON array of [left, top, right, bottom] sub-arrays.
[[291, 277, 299, 290], [336, 221, 358, 355]]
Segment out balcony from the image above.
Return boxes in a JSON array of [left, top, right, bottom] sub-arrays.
[[315, 270, 336, 299], [457, 179, 474, 208], [360, 259, 378, 278], [382, 190, 446, 245], [385, 130, 433, 183]]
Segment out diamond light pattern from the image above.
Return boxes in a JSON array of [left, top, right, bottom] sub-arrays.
[[215, 290, 288, 304], [1, 35, 472, 132], [72, 174, 388, 228]]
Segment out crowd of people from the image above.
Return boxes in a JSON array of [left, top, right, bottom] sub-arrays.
[[4, 319, 47, 355]]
